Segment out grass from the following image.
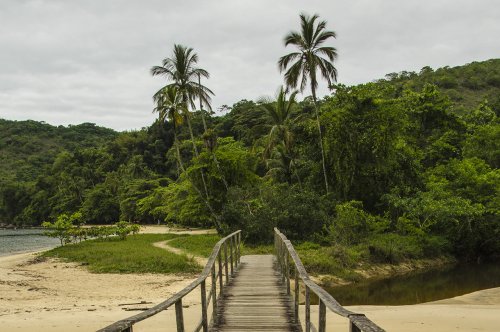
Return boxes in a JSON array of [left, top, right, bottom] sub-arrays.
[[42, 234, 200, 274], [168, 234, 222, 257], [165, 234, 357, 278], [167, 234, 275, 257], [51, 233, 355, 280]]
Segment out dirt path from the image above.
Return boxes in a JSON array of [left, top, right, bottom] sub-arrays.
[[153, 239, 208, 267]]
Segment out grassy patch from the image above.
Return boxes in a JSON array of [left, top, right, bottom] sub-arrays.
[[168, 234, 222, 257], [162, 235, 360, 281], [167, 234, 275, 257], [42, 234, 199, 274], [242, 243, 274, 255]]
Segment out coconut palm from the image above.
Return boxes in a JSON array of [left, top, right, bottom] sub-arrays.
[[151, 44, 213, 200], [278, 13, 338, 193], [151, 44, 214, 156]]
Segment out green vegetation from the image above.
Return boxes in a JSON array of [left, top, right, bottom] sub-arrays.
[[1, 13, 499, 269], [42, 234, 198, 273], [168, 234, 221, 257]]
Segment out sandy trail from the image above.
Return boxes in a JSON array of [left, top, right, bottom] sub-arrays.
[[0, 227, 499, 331], [153, 240, 208, 267]]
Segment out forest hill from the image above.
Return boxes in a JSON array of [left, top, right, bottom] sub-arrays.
[[0, 58, 499, 264]]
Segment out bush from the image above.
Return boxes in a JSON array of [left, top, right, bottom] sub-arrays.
[[366, 233, 448, 263]]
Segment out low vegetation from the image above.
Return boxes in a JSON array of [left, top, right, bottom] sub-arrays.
[[42, 234, 198, 274], [42, 213, 140, 245]]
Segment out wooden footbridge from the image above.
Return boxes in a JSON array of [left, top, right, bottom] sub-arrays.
[[98, 229, 384, 332]]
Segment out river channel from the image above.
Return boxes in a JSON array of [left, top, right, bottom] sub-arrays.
[[325, 262, 500, 305]]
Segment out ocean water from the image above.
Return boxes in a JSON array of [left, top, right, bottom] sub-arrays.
[[0, 228, 60, 256]]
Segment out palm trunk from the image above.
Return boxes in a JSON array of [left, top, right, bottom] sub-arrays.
[[185, 113, 210, 201], [174, 123, 222, 231], [198, 74, 208, 132], [173, 130, 185, 174], [311, 87, 329, 194]]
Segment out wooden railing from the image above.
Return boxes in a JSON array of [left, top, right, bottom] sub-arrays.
[[97, 230, 242, 332], [274, 228, 385, 332]]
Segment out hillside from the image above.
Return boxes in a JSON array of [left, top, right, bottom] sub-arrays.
[[1, 58, 498, 262], [379, 58, 500, 115], [0, 120, 117, 182]]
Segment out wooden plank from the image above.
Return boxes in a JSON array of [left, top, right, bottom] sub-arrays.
[[212, 255, 300, 332]]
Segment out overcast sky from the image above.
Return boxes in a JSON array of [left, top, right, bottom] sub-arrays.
[[1, 0, 499, 131]]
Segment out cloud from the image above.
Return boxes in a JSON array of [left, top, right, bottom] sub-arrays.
[[0, 0, 499, 130]]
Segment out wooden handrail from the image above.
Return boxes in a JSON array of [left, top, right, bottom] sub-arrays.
[[274, 228, 385, 332], [97, 230, 241, 332]]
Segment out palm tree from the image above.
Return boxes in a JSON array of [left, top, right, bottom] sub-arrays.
[[259, 87, 302, 186], [278, 13, 338, 194], [153, 85, 185, 173], [151, 44, 213, 200], [151, 44, 214, 156], [259, 86, 298, 158]]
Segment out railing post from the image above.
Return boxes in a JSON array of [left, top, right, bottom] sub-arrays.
[[211, 265, 217, 324], [224, 241, 229, 284], [280, 239, 286, 283], [218, 251, 223, 295], [175, 299, 185, 332], [237, 232, 241, 264], [285, 250, 290, 295], [319, 299, 326, 332], [294, 266, 299, 324], [229, 235, 234, 276], [200, 280, 208, 332], [350, 320, 362, 332], [305, 286, 311, 332]]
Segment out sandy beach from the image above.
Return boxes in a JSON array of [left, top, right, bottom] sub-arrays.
[[0, 226, 499, 331]]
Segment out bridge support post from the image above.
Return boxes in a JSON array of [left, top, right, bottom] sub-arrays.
[[294, 267, 299, 324], [211, 265, 218, 324], [201, 280, 208, 332], [285, 249, 290, 295], [229, 236, 234, 276], [319, 300, 326, 332], [305, 286, 311, 332], [218, 252, 223, 295], [175, 299, 185, 332], [224, 242, 229, 284]]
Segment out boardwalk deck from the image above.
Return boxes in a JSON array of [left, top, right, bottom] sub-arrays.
[[212, 255, 300, 332]]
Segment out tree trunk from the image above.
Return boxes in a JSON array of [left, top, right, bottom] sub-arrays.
[[185, 114, 210, 201], [198, 73, 208, 132], [311, 87, 329, 194]]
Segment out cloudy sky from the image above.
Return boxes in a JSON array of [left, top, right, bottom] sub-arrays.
[[1, 0, 499, 131]]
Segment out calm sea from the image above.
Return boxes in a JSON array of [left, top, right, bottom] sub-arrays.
[[0, 228, 60, 256]]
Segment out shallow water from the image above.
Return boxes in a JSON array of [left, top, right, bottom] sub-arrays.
[[325, 262, 500, 305], [0, 228, 59, 256]]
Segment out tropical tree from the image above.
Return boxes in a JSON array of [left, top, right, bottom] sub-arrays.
[[151, 44, 213, 199], [259, 87, 298, 158], [151, 44, 214, 155], [258, 87, 301, 185], [278, 13, 338, 193]]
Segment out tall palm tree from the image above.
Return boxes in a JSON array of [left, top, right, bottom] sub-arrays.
[[151, 44, 214, 156], [153, 85, 185, 173], [278, 13, 338, 194], [151, 44, 213, 200]]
